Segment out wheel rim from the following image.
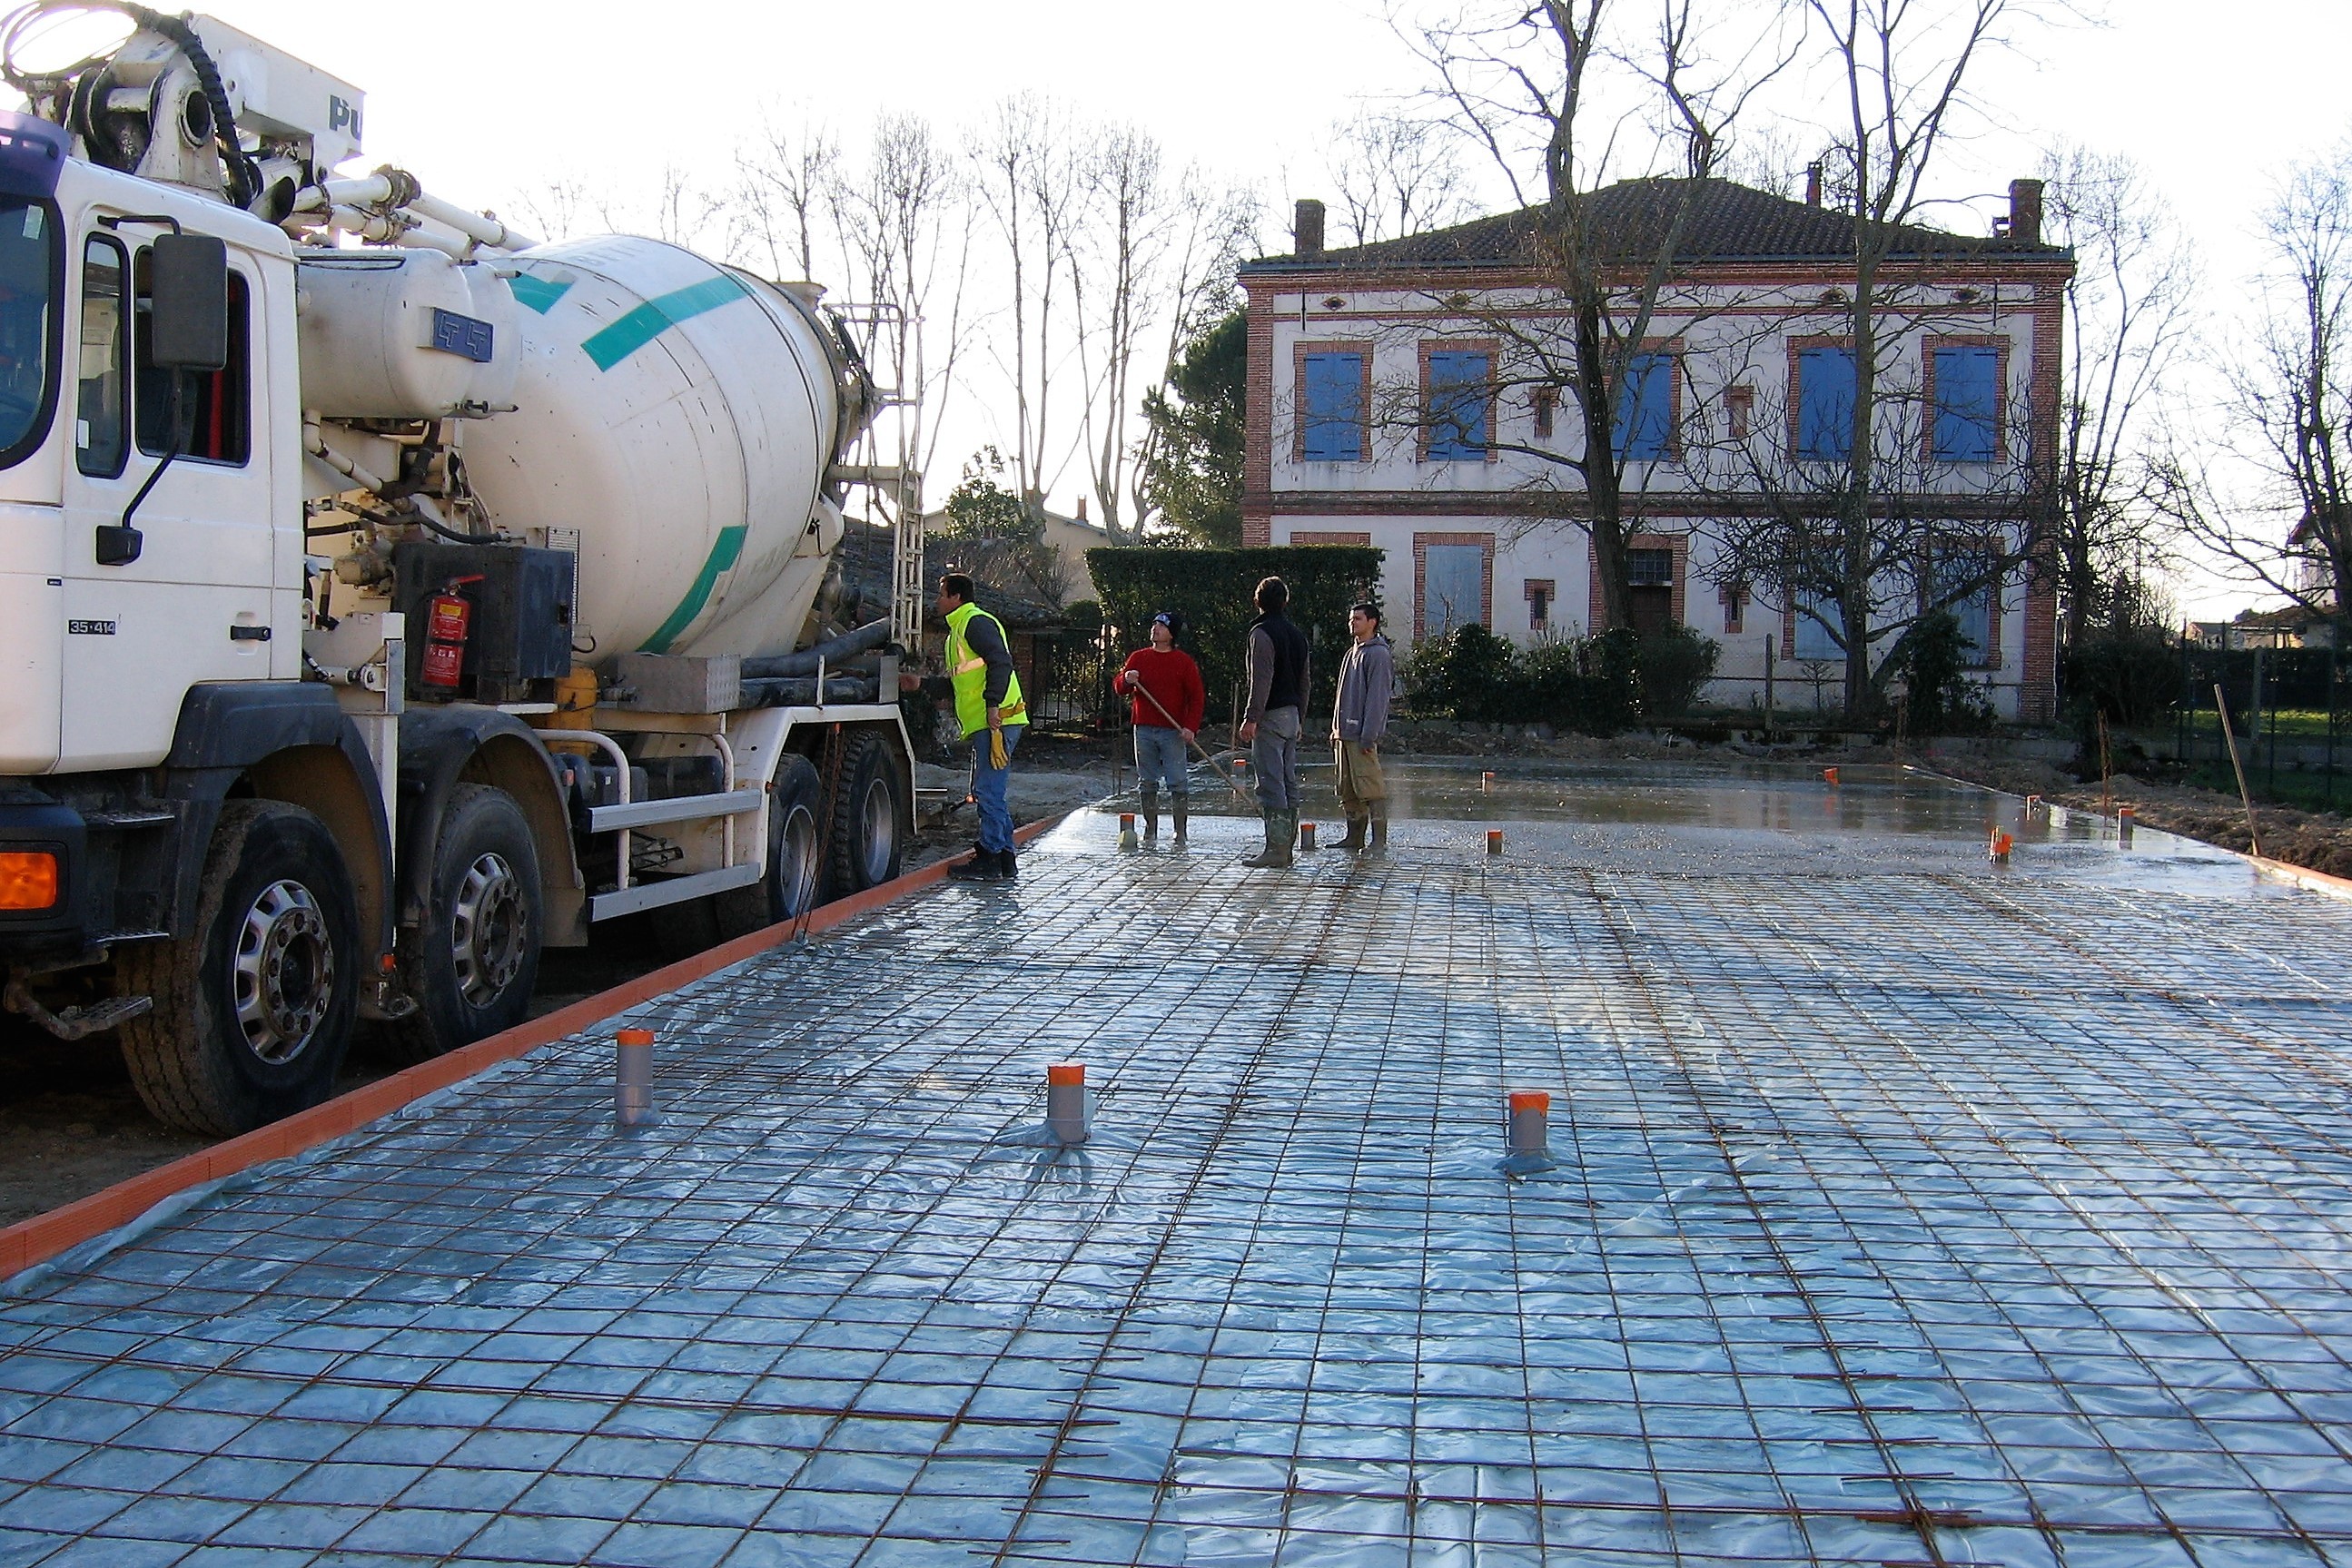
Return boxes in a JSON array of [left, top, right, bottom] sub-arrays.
[[779, 804, 818, 915], [450, 852, 529, 1008], [232, 879, 334, 1065], [857, 778, 895, 885]]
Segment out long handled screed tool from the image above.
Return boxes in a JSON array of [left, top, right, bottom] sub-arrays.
[[1126, 677, 1255, 804]]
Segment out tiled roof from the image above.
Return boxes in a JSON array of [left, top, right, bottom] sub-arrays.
[[1243, 176, 2070, 271]]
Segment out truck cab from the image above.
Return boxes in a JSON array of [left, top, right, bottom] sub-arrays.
[[1, 18, 919, 1139]]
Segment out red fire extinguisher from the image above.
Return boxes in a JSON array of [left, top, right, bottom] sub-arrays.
[[420, 575, 484, 691]]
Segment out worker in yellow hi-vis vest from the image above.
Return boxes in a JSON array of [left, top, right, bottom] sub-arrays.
[[937, 573, 1028, 881]]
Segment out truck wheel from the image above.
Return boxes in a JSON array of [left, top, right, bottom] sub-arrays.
[[715, 754, 824, 939], [117, 800, 361, 1136], [825, 731, 904, 898], [385, 784, 542, 1061]]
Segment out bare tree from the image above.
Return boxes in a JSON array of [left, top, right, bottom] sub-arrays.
[[1689, 367, 2046, 711], [1708, 0, 2056, 716], [596, 164, 727, 251], [2161, 143, 2352, 635], [510, 175, 592, 244], [736, 115, 842, 283], [1070, 127, 1171, 540], [971, 94, 1087, 515], [1328, 108, 1477, 246], [831, 113, 978, 484], [2039, 143, 2197, 645], [1068, 133, 1260, 541], [1396, 0, 1794, 629]]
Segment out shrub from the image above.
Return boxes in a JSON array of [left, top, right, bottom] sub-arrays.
[[1402, 625, 1522, 721], [2065, 624, 2181, 730], [1089, 545, 1384, 723], [1633, 625, 1720, 719], [1401, 623, 1701, 735], [1889, 612, 1997, 735]]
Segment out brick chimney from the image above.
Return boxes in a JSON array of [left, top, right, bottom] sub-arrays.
[[1294, 198, 1326, 261], [2007, 178, 2043, 245], [1804, 163, 1823, 206], [1074, 496, 1088, 523]]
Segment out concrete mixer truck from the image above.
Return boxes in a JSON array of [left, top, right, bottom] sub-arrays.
[[0, 7, 932, 1134]]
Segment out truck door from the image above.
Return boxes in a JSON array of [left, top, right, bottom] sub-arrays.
[[58, 227, 281, 771]]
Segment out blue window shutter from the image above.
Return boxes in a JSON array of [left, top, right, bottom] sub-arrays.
[[1302, 352, 1364, 460], [1613, 353, 1673, 459], [1932, 347, 1998, 461], [1427, 351, 1489, 459], [1794, 590, 1844, 659], [1797, 348, 1856, 459], [1935, 547, 1996, 664]]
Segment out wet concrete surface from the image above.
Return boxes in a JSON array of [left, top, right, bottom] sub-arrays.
[[0, 759, 2347, 1565]]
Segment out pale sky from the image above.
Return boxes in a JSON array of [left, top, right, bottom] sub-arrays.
[[136, 2, 2352, 617]]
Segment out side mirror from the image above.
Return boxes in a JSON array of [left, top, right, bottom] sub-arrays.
[[147, 232, 228, 371]]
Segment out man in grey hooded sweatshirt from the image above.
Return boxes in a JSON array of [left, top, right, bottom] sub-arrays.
[[1330, 601, 1396, 853]]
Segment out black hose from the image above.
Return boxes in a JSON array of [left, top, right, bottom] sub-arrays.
[[738, 619, 894, 679], [739, 676, 882, 708], [126, 5, 258, 210]]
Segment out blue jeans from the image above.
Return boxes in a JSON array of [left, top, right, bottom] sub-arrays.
[[1133, 725, 1189, 794], [971, 723, 1024, 853]]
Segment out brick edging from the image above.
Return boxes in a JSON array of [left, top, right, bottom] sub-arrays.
[[0, 817, 1067, 1280], [2252, 854, 2352, 902]]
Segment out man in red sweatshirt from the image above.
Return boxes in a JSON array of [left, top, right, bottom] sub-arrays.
[[1115, 611, 1206, 844]]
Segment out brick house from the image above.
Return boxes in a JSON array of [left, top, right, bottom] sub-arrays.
[[1237, 176, 2074, 720]]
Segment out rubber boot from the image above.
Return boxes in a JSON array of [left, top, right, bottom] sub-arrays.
[[949, 845, 1000, 881], [1334, 814, 1369, 851], [1367, 815, 1389, 857], [996, 847, 1019, 882], [1171, 795, 1190, 846], [1140, 783, 1160, 842], [1240, 811, 1285, 868]]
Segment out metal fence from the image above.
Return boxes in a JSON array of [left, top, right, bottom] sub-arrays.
[[2169, 645, 2349, 810]]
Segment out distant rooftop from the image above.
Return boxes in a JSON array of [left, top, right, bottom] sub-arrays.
[[1242, 175, 2072, 272]]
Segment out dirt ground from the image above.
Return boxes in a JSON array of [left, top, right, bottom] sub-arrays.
[[0, 739, 1123, 1231]]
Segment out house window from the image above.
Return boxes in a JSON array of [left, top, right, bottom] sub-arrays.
[[1417, 535, 1492, 638], [1726, 384, 1753, 441], [1793, 589, 1844, 660], [1932, 345, 1999, 462], [1795, 345, 1855, 460], [1613, 352, 1675, 459], [1626, 546, 1676, 634], [1720, 582, 1746, 635], [1933, 544, 1999, 666], [1525, 577, 1555, 632], [1424, 350, 1490, 460], [1532, 386, 1557, 439], [1301, 350, 1366, 461]]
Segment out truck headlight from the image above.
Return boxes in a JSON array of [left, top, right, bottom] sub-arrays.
[[0, 851, 60, 911]]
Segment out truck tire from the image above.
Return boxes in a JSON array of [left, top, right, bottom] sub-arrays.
[[825, 731, 904, 898], [117, 800, 361, 1136], [383, 784, 543, 1061], [714, 754, 824, 939]]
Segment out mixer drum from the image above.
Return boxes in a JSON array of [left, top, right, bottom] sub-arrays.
[[460, 235, 859, 664]]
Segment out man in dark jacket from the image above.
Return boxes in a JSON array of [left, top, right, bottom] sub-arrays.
[[1330, 602, 1395, 853], [1237, 576, 1309, 868]]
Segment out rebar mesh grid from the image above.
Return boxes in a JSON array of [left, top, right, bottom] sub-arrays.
[[0, 764, 2347, 1567]]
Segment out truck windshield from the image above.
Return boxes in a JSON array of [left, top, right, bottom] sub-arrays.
[[0, 197, 56, 464]]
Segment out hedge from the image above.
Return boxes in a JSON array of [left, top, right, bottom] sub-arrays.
[[1087, 545, 1386, 725]]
